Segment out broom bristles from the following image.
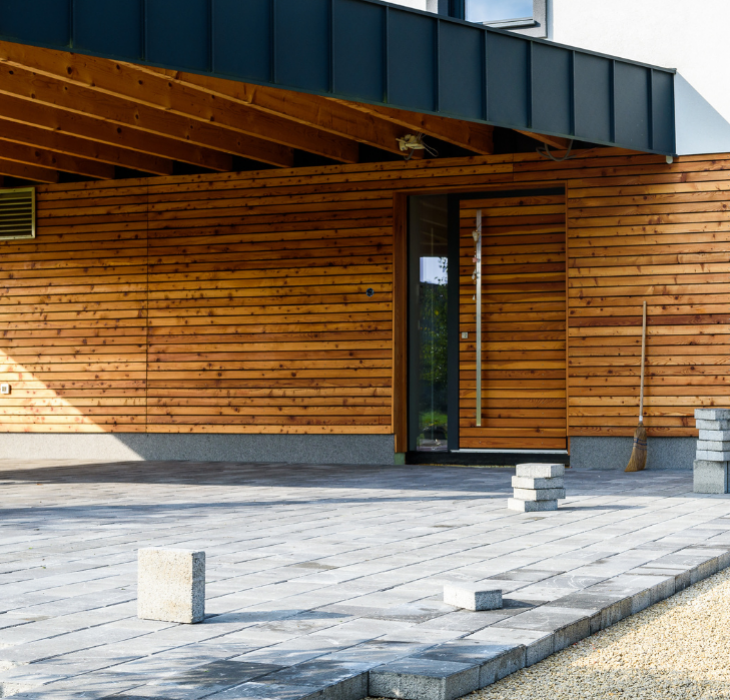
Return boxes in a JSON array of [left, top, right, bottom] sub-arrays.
[[625, 423, 647, 472]]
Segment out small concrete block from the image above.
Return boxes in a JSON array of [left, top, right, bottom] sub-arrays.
[[696, 451, 730, 462], [695, 408, 730, 421], [699, 430, 730, 441], [444, 583, 502, 612], [368, 658, 480, 700], [693, 460, 728, 495], [696, 419, 730, 431], [514, 463, 565, 479], [507, 498, 558, 512], [138, 548, 205, 624], [512, 488, 566, 502], [512, 476, 564, 490], [697, 440, 730, 452]]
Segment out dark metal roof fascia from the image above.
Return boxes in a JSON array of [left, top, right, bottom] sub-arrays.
[[0, 0, 677, 156]]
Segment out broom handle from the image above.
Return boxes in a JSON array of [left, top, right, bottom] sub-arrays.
[[639, 301, 647, 423]]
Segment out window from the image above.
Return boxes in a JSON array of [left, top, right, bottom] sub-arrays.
[[466, 0, 532, 23], [466, 0, 546, 35]]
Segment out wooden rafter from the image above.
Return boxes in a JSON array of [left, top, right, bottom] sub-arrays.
[[0, 118, 173, 176], [0, 92, 232, 172], [0, 157, 57, 183], [0, 42, 356, 165], [515, 130, 572, 150], [332, 99, 495, 155], [137, 68, 413, 157], [0, 138, 114, 179]]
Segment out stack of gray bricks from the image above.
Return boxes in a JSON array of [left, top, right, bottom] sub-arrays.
[[693, 408, 730, 494], [508, 463, 565, 512]]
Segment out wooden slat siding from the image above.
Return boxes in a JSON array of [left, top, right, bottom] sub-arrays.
[[458, 194, 568, 449], [0, 146, 723, 439], [145, 175, 393, 435], [0, 183, 149, 432]]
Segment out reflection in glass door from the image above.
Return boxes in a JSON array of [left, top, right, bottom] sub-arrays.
[[408, 196, 453, 452]]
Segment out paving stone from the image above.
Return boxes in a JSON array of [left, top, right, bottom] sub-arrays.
[[443, 583, 502, 612], [507, 498, 558, 513], [693, 460, 728, 494], [514, 464, 565, 479], [699, 430, 730, 441], [698, 451, 730, 465], [512, 488, 566, 502], [697, 440, 730, 452], [511, 476, 564, 490], [695, 408, 730, 421], [137, 548, 205, 625], [368, 657, 480, 700], [696, 419, 730, 431]]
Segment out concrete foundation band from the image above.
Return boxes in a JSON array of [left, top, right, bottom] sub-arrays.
[[0, 435, 699, 469]]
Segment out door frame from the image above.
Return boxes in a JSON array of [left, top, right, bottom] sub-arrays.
[[396, 185, 569, 464]]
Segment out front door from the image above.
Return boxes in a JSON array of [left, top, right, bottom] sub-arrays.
[[458, 191, 568, 450]]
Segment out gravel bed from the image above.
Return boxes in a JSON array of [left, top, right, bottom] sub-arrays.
[[369, 565, 730, 700]]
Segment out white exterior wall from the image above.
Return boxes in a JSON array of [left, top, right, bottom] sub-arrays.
[[550, 0, 730, 155]]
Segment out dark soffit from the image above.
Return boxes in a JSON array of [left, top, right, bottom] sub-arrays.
[[0, 0, 677, 155]]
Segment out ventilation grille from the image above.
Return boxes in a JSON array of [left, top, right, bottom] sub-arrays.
[[0, 187, 35, 241]]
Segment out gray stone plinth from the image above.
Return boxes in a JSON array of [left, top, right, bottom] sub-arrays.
[[138, 548, 205, 624], [699, 430, 730, 441], [514, 463, 565, 479], [696, 419, 730, 431], [443, 583, 503, 612], [696, 450, 730, 462], [695, 408, 730, 421], [369, 658, 480, 700], [507, 498, 558, 512], [513, 487, 566, 501], [693, 460, 729, 494], [511, 476, 564, 490]]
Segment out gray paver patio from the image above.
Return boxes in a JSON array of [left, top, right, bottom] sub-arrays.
[[1, 461, 729, 699]]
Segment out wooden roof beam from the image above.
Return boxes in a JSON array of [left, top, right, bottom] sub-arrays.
[[0, 43, 353, 164], [140, 69, 411, 157], [0, 92, 232, 172], [0, 157, 58, 183], [0, 138, 114, 179], [514, 130, 572, 150], [332, 99, 495, 155], [0, 118, 173, 176], [0, 63, 288, 169]]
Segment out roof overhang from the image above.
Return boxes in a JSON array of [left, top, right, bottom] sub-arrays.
[[0, 0, 676, 157]]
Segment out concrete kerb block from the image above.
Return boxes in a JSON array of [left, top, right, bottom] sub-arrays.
[[696, 419, 730, 431], [512, 476, 564, 490], [507, 498, 557, 512], [368, 658, 480, 700], [693, 460, 728, 494], [699, 430, 730, 441], [444, 583, 502, 612], [512, 487, 566, 502], [696, 450, 730, 462], [695, 408, 730, 422], [514, 463, 565, 479], [138, 548, 205, 624]]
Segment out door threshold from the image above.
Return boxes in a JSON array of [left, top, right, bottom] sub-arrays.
[[407, 451, 570, 467], [454, 449, 569, 455]]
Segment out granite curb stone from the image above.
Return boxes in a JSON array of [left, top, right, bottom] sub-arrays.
[[693, 460, 728, 494], [695, 408, 730, 421], [514, 463, 565, 479], [696, 451, 730, 462], [696, 419, 730, 431]]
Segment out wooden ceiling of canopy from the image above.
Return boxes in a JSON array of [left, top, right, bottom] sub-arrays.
[[0, 40, 571, 185]]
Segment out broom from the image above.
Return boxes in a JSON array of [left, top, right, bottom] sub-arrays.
[[626, 301, 648, 472]]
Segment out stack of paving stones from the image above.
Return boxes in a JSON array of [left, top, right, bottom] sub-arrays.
[[694, 408, 730, 494], [507, 463, 566, 512]]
